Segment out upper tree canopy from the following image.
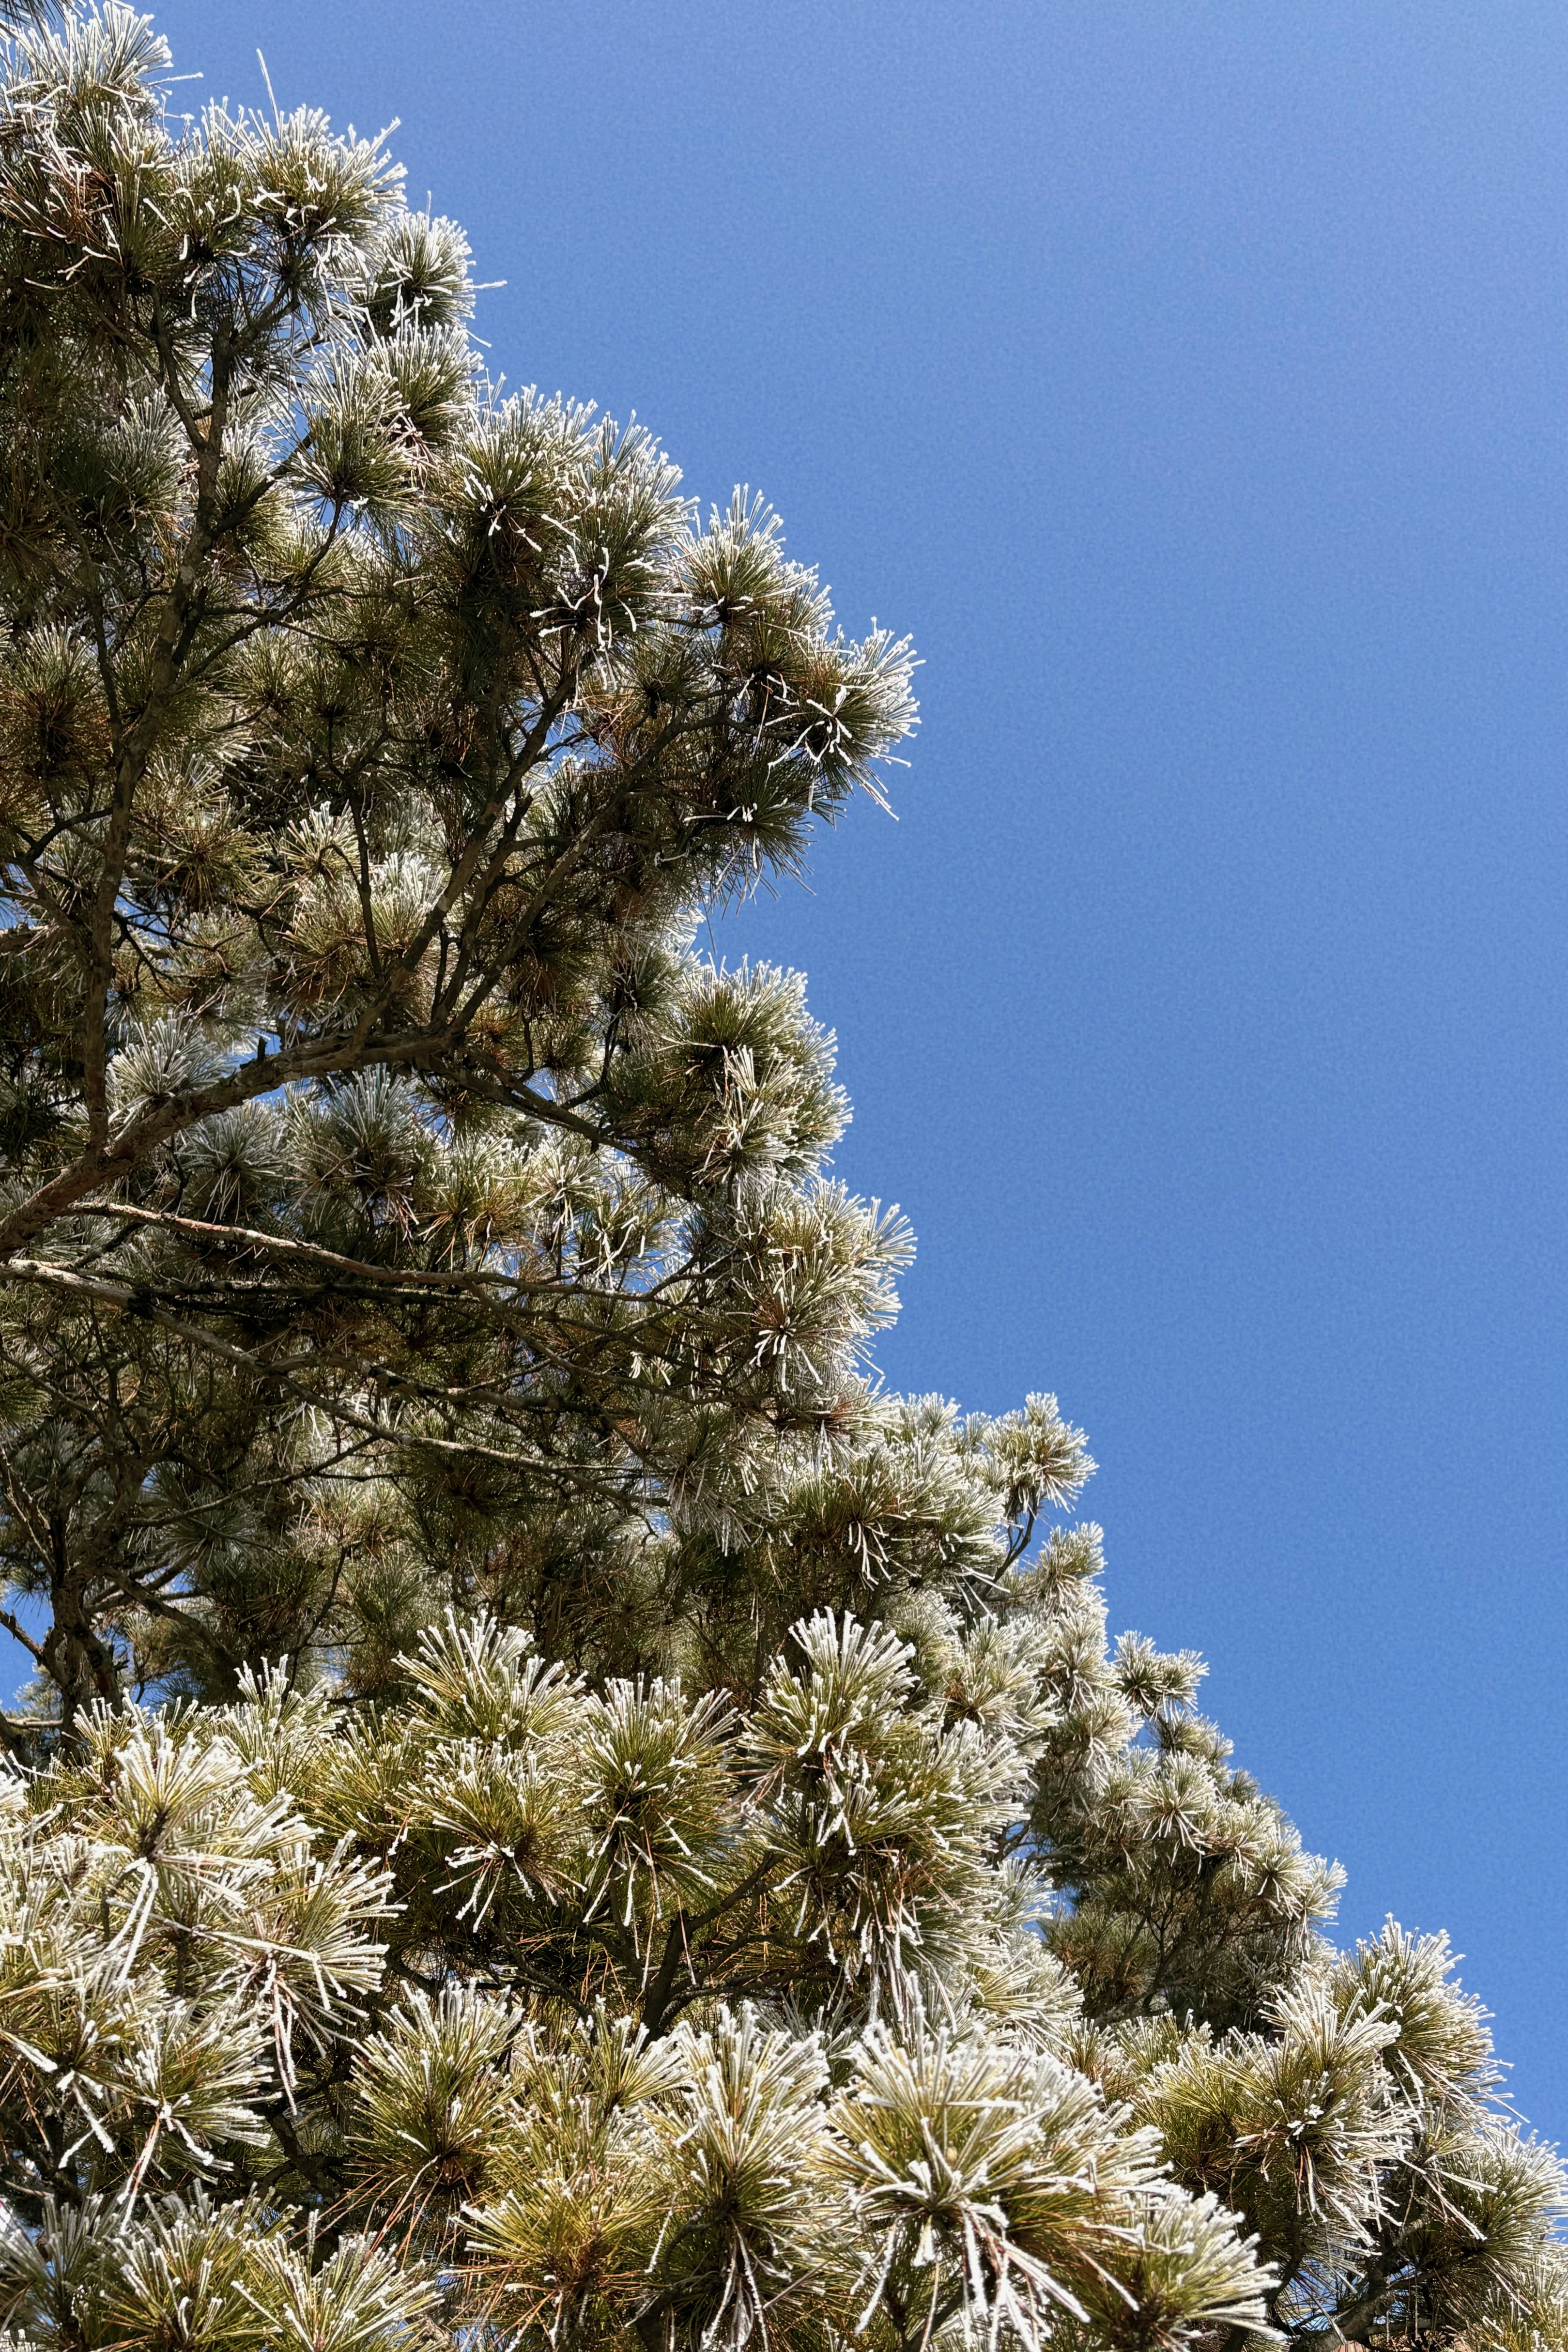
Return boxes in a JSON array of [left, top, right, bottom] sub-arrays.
[[0, 0, 932, 1717], [0, 14, 1562, 2352]]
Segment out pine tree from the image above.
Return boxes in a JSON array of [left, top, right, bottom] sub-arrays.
[[0, 12, 1562, 2352]]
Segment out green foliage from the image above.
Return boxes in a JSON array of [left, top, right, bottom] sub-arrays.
[[0, 11, 1560, 2352], [0, 1639, 1271, 2352], [1, 1620, 1560, 2352]]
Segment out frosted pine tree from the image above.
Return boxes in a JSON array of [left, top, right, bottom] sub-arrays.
[[0, 11, 1561, 2352]]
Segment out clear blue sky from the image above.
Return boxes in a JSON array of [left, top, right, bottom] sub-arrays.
[[92, 1, 1568, 2137]]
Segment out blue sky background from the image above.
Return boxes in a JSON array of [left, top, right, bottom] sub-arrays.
[[47, 1, 1568, 2135]]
